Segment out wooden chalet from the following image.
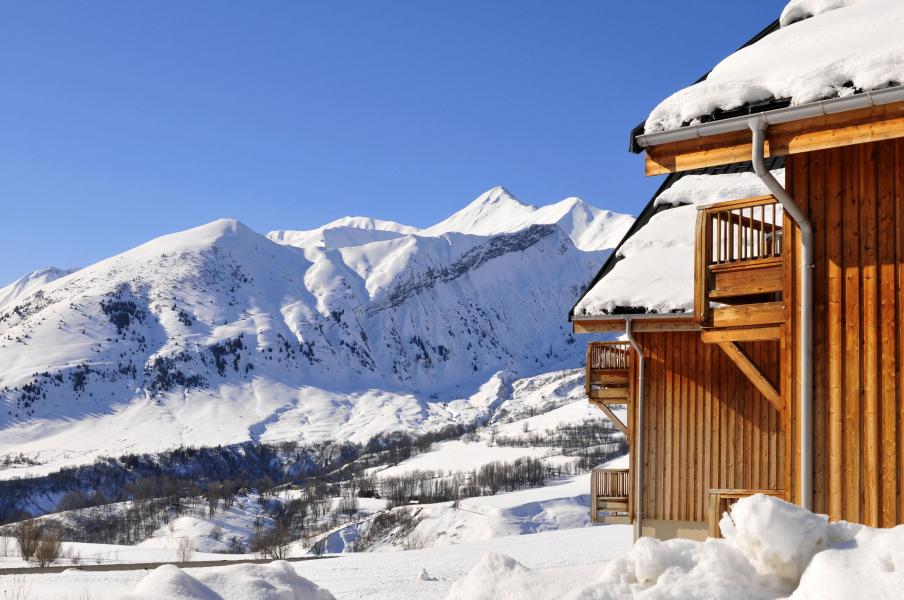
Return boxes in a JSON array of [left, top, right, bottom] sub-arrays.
[[571, 4, 904, 540]]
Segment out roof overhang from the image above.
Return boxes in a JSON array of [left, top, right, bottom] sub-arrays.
[[572, 313, 699, 334], [635, 86, 904, 176]]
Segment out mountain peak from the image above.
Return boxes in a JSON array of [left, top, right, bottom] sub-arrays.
[[421, 187, 536, 238]]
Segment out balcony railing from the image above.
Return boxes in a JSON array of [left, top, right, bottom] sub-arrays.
[[585, 341, 631, 401], [695, 196, 785, 330], [591, 467, 630, 524]]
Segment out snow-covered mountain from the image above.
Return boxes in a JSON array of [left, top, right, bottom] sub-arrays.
[[268, 186, 634, 253], [0, 266, 79, 309], [0, 188, 632, 471], [419, 186, 634, 252]]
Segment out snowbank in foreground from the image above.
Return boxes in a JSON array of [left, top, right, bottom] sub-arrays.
[[449, 494, 904, 600], [121, 560, 336, 600]]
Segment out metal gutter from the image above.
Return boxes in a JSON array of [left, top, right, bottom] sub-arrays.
[[635, 85, 904, 149], [749, 117, 814, 511], [624, 318, 644, 540]]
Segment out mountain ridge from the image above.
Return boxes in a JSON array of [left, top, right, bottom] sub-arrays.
[[0, 189, 632, 473]]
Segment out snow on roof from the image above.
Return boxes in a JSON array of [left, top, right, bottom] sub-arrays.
[[645, 0, 904, 133], [573, 170, 783, 317]]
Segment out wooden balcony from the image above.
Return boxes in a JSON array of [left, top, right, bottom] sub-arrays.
[[585, 341, 631, 402], [707, 489, 785, 537], [591, 468, 630, 524], [695, 196, 785, 342]]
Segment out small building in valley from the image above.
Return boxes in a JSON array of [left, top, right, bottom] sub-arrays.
[[572, 0, 904, 540]]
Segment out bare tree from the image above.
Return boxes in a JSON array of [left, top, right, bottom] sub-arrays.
[[15, 521, 40, 562], [251, 522, 292, 559], [34, 530, 62, 567], [177, 537, 195, 562]]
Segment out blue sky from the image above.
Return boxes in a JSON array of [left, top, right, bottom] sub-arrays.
[[0, 1, 785, 285]]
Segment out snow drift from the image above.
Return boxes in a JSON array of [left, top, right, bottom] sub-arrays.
[[121, 560, 336, 600], [449, 494, 904, 600]]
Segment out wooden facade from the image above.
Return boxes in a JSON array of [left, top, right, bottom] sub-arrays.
[[783, 139, 904, 527], [633, 331, 784, 536], [576, 91, 904, 537]]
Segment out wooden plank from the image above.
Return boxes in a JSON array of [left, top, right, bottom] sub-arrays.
[[589, 388, 631, 400], [701, 326, 781, 344], [664, 333, 674, 520], [695, 211, 709, 323], [861, 143, 880, 526], [896, 139, 904, 526], [877, 139, 898, 527], [710, 301, 784, 329], [678, 333, 688, 520], [589, 371, 631, 385], [826, 146, 844, 521], [703, 340, 713, 521], [810, 149, 828, 514], [699, 195, 778, 213], [842, 145, 862, 522], [709, 262, 783, 297], [572, 318, 700, 334], [633, 321, 702, 333], [752, 343, 762, 489], [708, 256, 784, 272], [651, 333, 662, 520], [780, 155, 799, 505], [791, 154, 806, 507], [645, 100, 904, 176]]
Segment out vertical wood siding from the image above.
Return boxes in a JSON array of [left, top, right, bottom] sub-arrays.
[[786, 139, 904, 527], [636, 331, 784, 523]]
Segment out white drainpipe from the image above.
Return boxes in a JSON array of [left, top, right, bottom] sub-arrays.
[[748, 118, 814, 511], [625, 317, 644, 538]]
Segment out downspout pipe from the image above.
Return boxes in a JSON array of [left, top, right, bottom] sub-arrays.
[[748, 118, 814, 511], [625, 317, 644, 539]]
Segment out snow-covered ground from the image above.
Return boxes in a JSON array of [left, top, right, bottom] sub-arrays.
[[11, 493, 904, 599], [0, 524, 633, 600]]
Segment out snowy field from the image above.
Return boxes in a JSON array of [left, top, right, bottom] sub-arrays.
[[0, 525, 633, 600], [7, 493, 904, 599]]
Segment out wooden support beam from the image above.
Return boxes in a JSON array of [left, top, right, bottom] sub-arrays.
[[573, 318, 700, 334], [717, 341, 781, 411], [592, 401, 628, 436], [700, 326, 781, 344]]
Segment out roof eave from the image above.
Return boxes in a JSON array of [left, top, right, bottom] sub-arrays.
[[635, 85, 904, 150]]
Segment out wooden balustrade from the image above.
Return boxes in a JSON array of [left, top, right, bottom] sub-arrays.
[[695, 196, 785, 334], [585, 342, 631, 403], [591, 468, 631, 524]]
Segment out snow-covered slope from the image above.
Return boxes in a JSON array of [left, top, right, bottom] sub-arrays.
[[0, 266, 78, 309], [268, 216, 418, 250], [0, 193, 631, 472]]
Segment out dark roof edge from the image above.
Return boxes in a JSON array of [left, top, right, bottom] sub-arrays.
[[628, 18, 782, 154]]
